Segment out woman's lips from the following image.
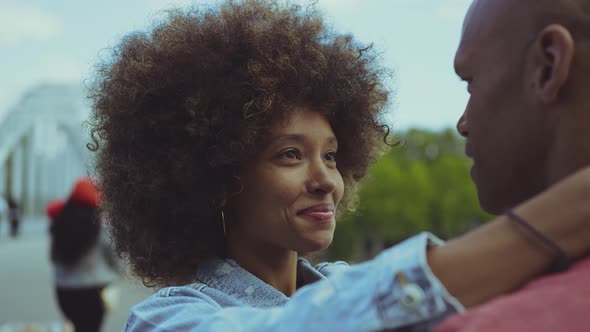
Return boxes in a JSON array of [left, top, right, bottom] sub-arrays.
[[298, 204, 334, 223], [301, 211, 334, 222]]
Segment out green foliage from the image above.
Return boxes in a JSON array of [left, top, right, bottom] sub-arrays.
[[328, 128, 491, 261]]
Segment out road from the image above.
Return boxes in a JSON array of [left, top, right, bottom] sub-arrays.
[[0, 219, 153, 332]]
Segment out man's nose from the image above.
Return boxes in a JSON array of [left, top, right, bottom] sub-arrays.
[[457, 113, 469, 137]]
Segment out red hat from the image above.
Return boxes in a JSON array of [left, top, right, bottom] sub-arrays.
[[70, 177, 100, 207], [46, 199, 66, 221]]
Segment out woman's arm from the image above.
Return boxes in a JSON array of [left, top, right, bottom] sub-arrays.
[[428, 166, 590, 307], [126, 234, 459, 331]]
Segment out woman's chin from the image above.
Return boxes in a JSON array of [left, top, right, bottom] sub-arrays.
[[296, 235, 333, 254]]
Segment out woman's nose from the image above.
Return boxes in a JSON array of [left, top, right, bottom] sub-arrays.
[[306, 160, 336, 195]]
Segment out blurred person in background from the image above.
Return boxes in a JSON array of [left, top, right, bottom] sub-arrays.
[[48, 177, 121, 332], [7, 196, 20, 238], [434, 0, 590, 331], [88, 0, 590, 331], [0, 194, 6, 238]]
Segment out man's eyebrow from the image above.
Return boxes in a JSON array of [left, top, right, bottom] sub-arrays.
[[454, 47, 473, 80]]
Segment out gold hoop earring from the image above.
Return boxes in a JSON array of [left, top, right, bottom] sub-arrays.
[[220, 210, 226, 237]]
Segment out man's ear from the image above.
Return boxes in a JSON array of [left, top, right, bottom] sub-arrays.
[[532, 24, 575, 103]]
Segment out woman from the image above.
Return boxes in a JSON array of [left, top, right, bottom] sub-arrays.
[[49, 178, 120, 332], [88, 1, 590, 330]]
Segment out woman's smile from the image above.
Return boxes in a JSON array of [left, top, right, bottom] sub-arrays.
[[297, 203, 335, 223]]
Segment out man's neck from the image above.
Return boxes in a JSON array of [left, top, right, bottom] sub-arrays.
[[546, 106, 590, 186]]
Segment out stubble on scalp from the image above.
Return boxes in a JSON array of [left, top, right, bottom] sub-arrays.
[[462, 0, 590, 83], [467, 0, 590, 42], [519, 0, 590, 39]]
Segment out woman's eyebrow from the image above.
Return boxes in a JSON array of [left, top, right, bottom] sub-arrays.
[[271, 134, 306, 144], [271, 134, 338, 147]]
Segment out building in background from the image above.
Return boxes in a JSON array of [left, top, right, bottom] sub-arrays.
[[0, 84, 91, 217]]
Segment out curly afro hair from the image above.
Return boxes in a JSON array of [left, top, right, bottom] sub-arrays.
[[88, 0, 391, 287]]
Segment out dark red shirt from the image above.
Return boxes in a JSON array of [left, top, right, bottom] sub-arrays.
[[436, 257, 590, 332]]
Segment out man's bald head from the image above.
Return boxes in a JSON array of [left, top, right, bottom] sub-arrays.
[[455, 0, 590, 215], [460, 0, 529, 48], [460, 0, 590, 57], [523, 0, 590, 38]]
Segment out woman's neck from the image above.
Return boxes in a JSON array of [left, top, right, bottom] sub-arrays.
[[225, 234, 298, 297]]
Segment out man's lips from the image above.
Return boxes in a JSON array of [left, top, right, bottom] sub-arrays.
[[465, 141, 474, 158]]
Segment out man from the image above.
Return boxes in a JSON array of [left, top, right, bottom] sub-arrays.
[[436, 0, 590, 330]]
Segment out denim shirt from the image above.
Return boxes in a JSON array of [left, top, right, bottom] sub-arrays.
[[124, 232, 463, 331]]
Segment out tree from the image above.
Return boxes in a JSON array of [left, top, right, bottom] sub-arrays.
[[328, 128, 490, 261]]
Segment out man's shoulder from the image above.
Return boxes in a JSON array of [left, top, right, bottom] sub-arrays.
[[436, 258, 590, 332]]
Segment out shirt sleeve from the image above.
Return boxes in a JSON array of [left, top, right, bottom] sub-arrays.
[[125, 232, 464, 332]]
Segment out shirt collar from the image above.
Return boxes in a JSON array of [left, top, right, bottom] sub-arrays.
[[195, 257, 326, 308]]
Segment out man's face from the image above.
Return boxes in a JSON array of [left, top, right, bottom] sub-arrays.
[[454, 0, 554, 214]]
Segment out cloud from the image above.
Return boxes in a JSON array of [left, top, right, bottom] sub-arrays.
[[316, 0, 359, 10], [152, 0, 362, 13], [0, 6, 63, 45], [435, 1, 471, 22], [146, 0, 216, 11], [39, 55, 86, 83]]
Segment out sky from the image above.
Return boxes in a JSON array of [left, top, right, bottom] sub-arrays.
[[0, 0, 472, 131]]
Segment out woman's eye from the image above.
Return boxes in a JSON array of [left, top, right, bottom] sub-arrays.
[[280, 149, 301, 160], [325, 151, 337, 162]]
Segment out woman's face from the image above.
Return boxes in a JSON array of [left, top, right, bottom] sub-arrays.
[[226, 107, 344, 254]]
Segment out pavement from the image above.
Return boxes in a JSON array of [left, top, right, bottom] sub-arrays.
[[0, 218, 154, 332]]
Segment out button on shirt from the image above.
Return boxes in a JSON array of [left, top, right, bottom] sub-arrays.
[[124, 232, 464, 331]]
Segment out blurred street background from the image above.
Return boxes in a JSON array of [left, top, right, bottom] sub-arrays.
[[0, 218, 152, 332], [0, 218, 153, 332]]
